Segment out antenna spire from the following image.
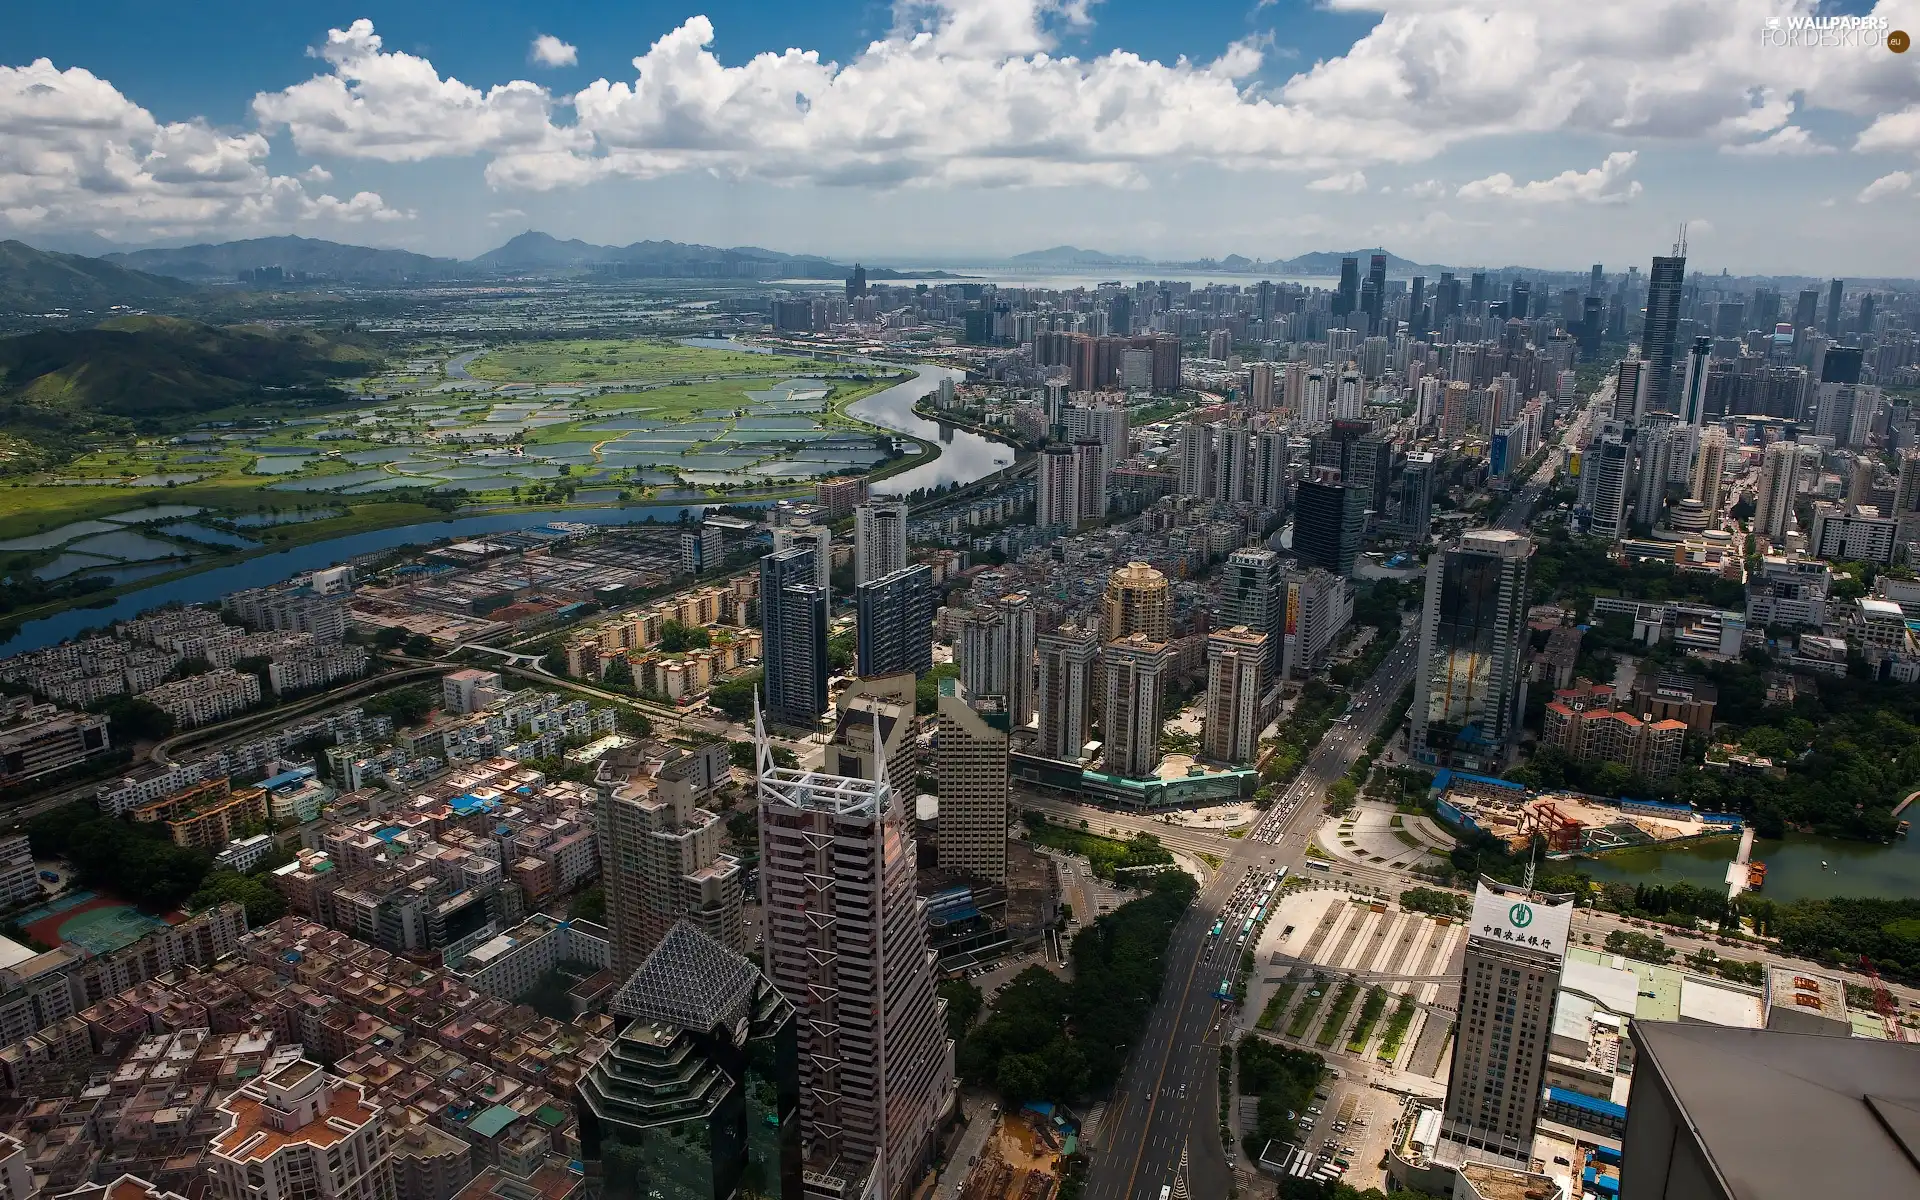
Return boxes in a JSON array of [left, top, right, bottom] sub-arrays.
[[1672, 222, 1688, 258], [752, 690, 772, 778]]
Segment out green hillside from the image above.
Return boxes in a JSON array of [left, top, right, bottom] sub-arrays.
[[0, 241, 197, 312], [0, 316, 382, 419]]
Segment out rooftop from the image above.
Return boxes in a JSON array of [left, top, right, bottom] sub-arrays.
[[609, 922, 759, 1034]]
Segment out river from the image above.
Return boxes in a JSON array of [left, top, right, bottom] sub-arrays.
[[1576, 831, 1920, 903], [679, 336, 1014, 494], [0, 503, 755, 654]]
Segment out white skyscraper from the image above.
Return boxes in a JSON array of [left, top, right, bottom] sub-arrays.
[[1691, 427, 1729, 519], [1334, 370, 1364, 420], [854, 501, 909, 584], [1301, 369, 1331, 426], [1101, 633, 1171, 779], [772, 525, 832, 594], [1755, 439, 1807, 543], [756, 704, 955, 1198], [1176, 419, 1214, 498]]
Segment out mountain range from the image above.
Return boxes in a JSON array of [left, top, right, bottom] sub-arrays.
[[0, 241, 197, 312]]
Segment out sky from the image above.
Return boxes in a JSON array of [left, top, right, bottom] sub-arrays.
[[5, 0, 1920, 274]]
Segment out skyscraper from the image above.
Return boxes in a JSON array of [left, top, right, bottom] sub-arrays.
[[1408, 275, 1426, 332], [581, 923, 803, 1200], [1101, 562, 1171, 643], [935, 678, 1009, 884], [855, 565, 935, 679], [1292, 472, 1367, 578], [1254, 428, 1291, 512], [1035, 623, 1098, 762], [598, 744, 744, 977], [1036, 442, 1077, 530], [761, 547, 828, 728], [956, 592, 1035, 726], [1582, 430, 1635, 542], [1794, 287, 1820, 332], [1363, 253, 1386, 332], [1203, 627, 1267, 765], [1335, 256, 1360, 323], [1826, 278, 1845, 336], [1642, 253, 1686, 416], [1589, 263, 1604, 296], [1176, 418, 1214, 498], [1411, 530, 1532, 771], [1894, 449, 1920, 552], [755, 713, 954, 1199], [1440, 881, 1575, 1159], [1219, 548, 1285, 676], [772, 524, 832, 593], [853, 500, 909, 584], [209, 1061, 394, 1200], [1213, 421, 1250, 504], [1678, 336, 1712, 428], [1615, 357, 1651, 425], [1755, 439, 1805, 543], [1398, 452, 1436, 539], [1691, 427, 1729, 518], [1100, 633, 1171, 779]]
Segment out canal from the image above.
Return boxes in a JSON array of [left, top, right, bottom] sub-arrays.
[[1576, 830, 1920, 903]]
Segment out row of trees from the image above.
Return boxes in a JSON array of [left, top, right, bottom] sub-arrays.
[[24, 802, 286, 924]]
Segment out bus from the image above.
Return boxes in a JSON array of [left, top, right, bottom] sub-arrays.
[[1160, 1188, 1173, 1200], [1306, 859, 1331, 871], [1214, 976, 1234, 1000], [1274, 866, 1289, 886], [1209, 920, 1223, 939], [1242, 918, 1255, 937]]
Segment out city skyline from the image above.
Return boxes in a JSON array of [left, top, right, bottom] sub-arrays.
[[4, 0, 1920, 272]]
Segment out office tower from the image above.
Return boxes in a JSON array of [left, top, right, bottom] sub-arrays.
[[598, 745, 744, 976], [1291, 472, 1367, 577], [1335, 256, 1359, 322], [1826, 278, 1844, 336], [855, 565, 934, 679], [1410, 529, 1532, 771], [1678, 336, 1712, 428], [1713, 300, 1746, 337], [1036, 442, 1077, 529], [935, 678, 1009, 883], [1203, 627, 1267, 764], [1363, 253, 1387, 332], [1435, 271, 1459, 323], [1035, 623, 1098, 761], [1072, 438, 1106, 525], [772, 525, 832, 593], [1895, 450, 1920, 553], [582, 923, 804, 1200], [830, 676, 919, 787], [1642, 253, 1686, 416], [1279, 567, 1354, 681], [1794, 287, 1820, 331], [209, 1061, 394, 1200], [853, 500, 909, 584], [1508, 279, 1531, 320], [1755, 439, 1805, 543], [1399, 452, 1436, 539], [1220, 548, 1285, 676], [1109, 291, 1133, 335], [1691, 427, 1729, 518], [1821, 345, 1864, 384], [1253, 428, 1290, 511], [755, 715, 954, 1200], [1589, 263, 1604, 296], [1101, 562, 1171, 643], [1176, 418, 1214, 498], [1582, 431, 1634, 541], [1615, 357, 1651, 425], [1408, 276, 1426, 332], [1857, 290, 1875, 335], [761, 547, 828, 728], [846, 263, 868, 300], [1100, 633, 1171, 779], [1440, 881, 1574, 1159], [1469, 272, 1487, 307], [1579, 296, 1605, 355]]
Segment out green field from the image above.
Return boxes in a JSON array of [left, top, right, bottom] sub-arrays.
[[467, 339, 803, 383], [1255, 979, 1300, 1031], [1345, 987, 1389, 1053], [1284, 976, 1330, 1039], [1315, 983, 1360, 1048], [1378, 998, 1416, 1060]]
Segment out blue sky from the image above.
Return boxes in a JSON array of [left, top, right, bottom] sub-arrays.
[[4, 0, 1920, 273]]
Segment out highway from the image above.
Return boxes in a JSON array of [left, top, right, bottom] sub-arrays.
[[1082, 450, 1565, 1200]]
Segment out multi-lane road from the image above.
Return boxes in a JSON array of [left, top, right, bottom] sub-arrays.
[[1082, 447, 1566, 1200]]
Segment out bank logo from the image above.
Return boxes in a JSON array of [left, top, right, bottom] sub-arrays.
[[1509, 903, 1534, 928]]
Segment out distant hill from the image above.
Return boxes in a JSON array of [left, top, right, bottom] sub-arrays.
[[1267, 248, 1435, 276], [0, 241, 197, 313], [1008, 245, 1150, 267], [104, 236, 461, 283], [470, 231, 880, 280], [0, 315, 381, 419]]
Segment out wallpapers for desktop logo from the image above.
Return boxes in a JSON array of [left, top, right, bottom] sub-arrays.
[[1761, 13, 1908, 51]]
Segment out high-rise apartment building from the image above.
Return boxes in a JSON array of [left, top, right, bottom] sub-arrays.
[[755, 716, 954, 1199], [1101, 633, 1171, 779], [1253, 428, 1291, 511], [1176, 419, 1214, 498], [955, 592, 1035, 727], [1411, 530, 1532, 771], [1894, 449, 1920, 552], [209, 1061, 396, 1200], [1203, 627, 1267, 765], [1062, 399, 1129, 485], [1399, 452, 1436, 539], [1691, 427, 1729, 519], [935, 678, 1010, 883], [1440, 881, 1574, 1160], [1219, 548, 1285, 676], [581, 923, 803, 1200], [598, 745, 744, 977], [1035, 623, 1098, 762], [1036, 443, 1077, 530], [761, 546, 828, 728], [853, 500, 910, 584], [1642, 253, 1686, 416], [1292, 473, 1367, 577], [1755, 439, 1805, 544], [856, 565, 935, 679], [771, 525, 832, 593], [1280, 567, 1354, 682], [1213, 421, 1251, 504], [1101, 562, 1171, 643]]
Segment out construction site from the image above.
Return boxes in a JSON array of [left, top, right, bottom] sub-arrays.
[[956, 1108, 1076, 1200], [1431, 770, 1739, 855]]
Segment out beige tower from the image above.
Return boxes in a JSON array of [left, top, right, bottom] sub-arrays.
[[1101, 633, 1171, 779], [1690, 426, 1729, 520], [935, 678, 1010, 884], [1101, 562, 1171, 643], [210, 1061, 396, 1200], [1203, 626, 1267, 765], [1036, 622, 1098, 761]]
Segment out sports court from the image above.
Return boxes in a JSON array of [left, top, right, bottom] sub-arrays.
[[14, 890, 172, 956]]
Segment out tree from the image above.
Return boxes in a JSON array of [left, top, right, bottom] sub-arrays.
[[569, 886, 607, 923], [404, 633, 436, 658], [709, 670, 762, 721], [191, 870, 286, 924], [828, 630, 855, 672], [660, 620, 712, 653], [363, 685, 435, 726], [87, 695, 175, 742], [374, 626, 409, 651], [602, 659, 635, 689]]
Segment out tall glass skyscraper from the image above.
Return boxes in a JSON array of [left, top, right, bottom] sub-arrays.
[[761, 546, 827, 728], [1219, 547, 1285, 676], [1641, 253, 1686, 417], [1410, 530, 1532, 770], [855, 564, 934, 679]]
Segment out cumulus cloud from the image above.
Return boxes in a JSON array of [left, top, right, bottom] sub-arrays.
[[1457, 152, 1642, 205], [1307, 171, 1367, 193], [530, 35, 578, 68], [1403, 178, 1446, 199], [1858, 171, 1913, 203], [1857, 105, 1920, 156], [0, 57, 405, 238], [1720, 126, 1830, 156]]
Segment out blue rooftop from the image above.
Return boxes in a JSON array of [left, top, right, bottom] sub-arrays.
[[451, 793, 500, 815], [1547, 1088, 1627, 1120], [373, 825, 405, 842], [261, 765, 317, 791]]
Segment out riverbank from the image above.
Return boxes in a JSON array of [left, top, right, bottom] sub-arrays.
[[1575, 828, 1920, 903]]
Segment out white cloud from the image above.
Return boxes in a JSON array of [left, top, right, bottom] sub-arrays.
[[530, 35, 578, 68], [1858, 171, 1913, 203], [302, 164, 333, 182], [0, 57, 405, 238], [1307, 171, 1367, 194], [1403, 178, 1445, 199], [1720, 125, 1831, 156], [488, 207, 527, 222], [1457, 152, 1641, 205], [1857, 105, 1920, 156]]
